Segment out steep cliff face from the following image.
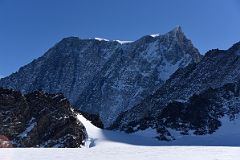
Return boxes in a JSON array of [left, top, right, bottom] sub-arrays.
[[77, 27, 201, 126], [0, 88, 87, 147], [111, 42, 240, 141], [0, 37, 119, 103], [0, 27, 201, 126]]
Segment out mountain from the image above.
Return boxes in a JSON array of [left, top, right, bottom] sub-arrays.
[[0, 26, 201, 127], [111, 42, 240, 141], [0, 88, 87, 147]]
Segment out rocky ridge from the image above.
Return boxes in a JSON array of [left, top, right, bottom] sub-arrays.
[[0, 88, 87, 147]]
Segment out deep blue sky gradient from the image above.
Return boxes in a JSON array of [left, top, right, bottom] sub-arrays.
[[0, 0, 240, 77]]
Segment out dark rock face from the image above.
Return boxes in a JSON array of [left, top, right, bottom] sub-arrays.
[[112, 82, 240, 141], [0, 88, 87, 147], [111, 42, 240, 140], [0, 27, 201, 127]]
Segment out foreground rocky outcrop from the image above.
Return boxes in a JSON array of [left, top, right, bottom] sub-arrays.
[[0, 88, 87, 147]]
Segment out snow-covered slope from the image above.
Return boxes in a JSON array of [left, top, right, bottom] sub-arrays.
[[78, 113, 240, 147], [77, 114, 161, 147]]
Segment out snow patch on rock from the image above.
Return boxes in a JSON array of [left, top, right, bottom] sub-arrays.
[[150, 33, 160, 37], [114, 40, 133, 44], [94, 37, 109, 41], [18, 118, 36, 138]]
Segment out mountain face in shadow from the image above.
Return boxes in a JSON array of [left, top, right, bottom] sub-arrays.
[[111, 42, 240, 142]]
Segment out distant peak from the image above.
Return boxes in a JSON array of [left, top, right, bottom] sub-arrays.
[[167, 25, 184, 36], [175, 25, 182, 32]]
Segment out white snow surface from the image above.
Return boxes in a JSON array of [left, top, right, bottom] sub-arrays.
[[114, 40, 133, 44], [150, 33, 160, 37], [76, 114, 240, 159], [77, 114, 161, 147], [77, 114, 240, 147], [1, 115, 240, 160], [0, 147, 239, 160], [94, 37, 109, 41], [94, 38, 132, 44]]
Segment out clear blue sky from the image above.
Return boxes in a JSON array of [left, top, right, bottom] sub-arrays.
[[0, 0, 240, 77]]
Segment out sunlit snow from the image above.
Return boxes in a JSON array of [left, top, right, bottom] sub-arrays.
[[150, 33, 160, 37], [94, 37, 109, 41], [94, 38, 132, 44], [114, 40, 133, 44]]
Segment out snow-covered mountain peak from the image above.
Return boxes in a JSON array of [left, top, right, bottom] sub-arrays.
[[174, 25, 182, 32], [165, 25, 185, 39], [148, 26, 182, 38], [170, 25, 183, 34], [0, 27, 201, 127]]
